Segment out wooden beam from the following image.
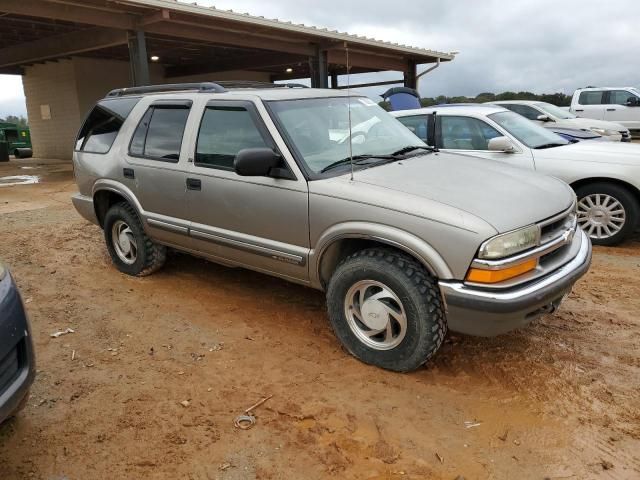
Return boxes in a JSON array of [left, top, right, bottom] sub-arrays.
[[0, 27, 129, 68], [139, 9, 171, 27], [0, 0, 136, 29], [327, 50, 408, 72], [144, 22, 315, 57], [165, 52, 306, 78]]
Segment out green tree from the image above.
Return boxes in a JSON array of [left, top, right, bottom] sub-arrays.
[[0, 115, 28, 128]]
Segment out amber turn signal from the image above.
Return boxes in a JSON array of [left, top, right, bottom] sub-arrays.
[[466, 259, 537, 284]]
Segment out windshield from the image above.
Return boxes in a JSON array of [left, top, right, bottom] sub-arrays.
[[535, 102, 576, 120], [489, 111, 570, 148], [268, 97, 425, 174]]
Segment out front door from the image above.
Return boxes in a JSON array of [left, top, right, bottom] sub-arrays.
[[603, 90, 640, 128], [185, 100, 310, 283]]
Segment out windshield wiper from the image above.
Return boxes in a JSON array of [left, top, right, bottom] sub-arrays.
[[389, 145, 435, 156], [320, 154, 395, 173], [534, 143, 566, 150]]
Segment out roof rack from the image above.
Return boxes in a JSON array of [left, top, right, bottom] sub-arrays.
[[106, 82, 227, 97], [106, 81, 309, 98], [215, 81, 308, 89]]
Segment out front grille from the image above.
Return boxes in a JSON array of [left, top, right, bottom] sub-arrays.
[[0, 345, 20, 396]]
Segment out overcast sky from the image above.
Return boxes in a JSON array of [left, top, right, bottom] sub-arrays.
[[1, 0, 639, 118]]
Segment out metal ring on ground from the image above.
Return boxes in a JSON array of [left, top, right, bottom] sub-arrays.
[[234, 414, 256, 430]]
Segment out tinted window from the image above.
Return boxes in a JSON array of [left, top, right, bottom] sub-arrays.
[[609, 90, 636, 105], [502, 104, 540, 121], [439, 116, 501, 150], [129, 105, 190, 161], [76, 97, 140, 153], [196, 107, 269, 169], [397, 115, 429, 142], [579, 91, 604, 105], [129, 109, 152, 156]]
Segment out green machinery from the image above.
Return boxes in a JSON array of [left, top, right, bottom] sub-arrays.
[[0, 122, 32, 159]]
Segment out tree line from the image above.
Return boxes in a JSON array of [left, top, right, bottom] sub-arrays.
[[380, 91, 572, 110], [0, 115, 28, 128]]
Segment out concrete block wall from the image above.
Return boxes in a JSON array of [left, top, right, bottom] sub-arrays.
[[22, 60, 82, 160], [21, 58, 271, 160]]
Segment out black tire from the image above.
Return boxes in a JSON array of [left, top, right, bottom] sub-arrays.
[[575, 182, 639, 246], [103, 202, 166, 276], [326, 248, 446, 372]]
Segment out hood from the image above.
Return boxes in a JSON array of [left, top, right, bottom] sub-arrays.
[[555, 117, 627, 133], [533, 140, 640, 166], [320, 152, 574, 234]]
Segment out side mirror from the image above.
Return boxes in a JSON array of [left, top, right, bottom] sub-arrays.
[[487, 136, 516, 153], [537, 114, 551, 122], [626, 97, 640, 107], [234, 148, 282, 177]]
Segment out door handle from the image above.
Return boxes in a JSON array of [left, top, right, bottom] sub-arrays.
[[606, 108, 616, 111], [123, 168, 135, 179], [575, 109, 584, 112], [186, 178, 201, 191]]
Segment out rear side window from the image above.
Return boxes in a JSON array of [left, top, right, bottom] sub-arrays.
[[129, 104, 190, 162], [75, 97, 140, 153], [195, 106, 269, 170], [578, 91, 604, 105], [397, 115, 429, 142], [503, 104, 540, 121]]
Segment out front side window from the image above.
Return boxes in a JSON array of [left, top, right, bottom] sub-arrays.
[[76, 97, 140, 153], [609, 90, 637, 105], [195, 106, 269, 170], [268, 97, 424, 175], [489, 111, 569, 149], [579, 91, 604, 105], [439, 116, 501, 150], [396, 115, 429, 142]]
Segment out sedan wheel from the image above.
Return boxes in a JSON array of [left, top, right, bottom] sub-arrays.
[[574, 182, 638, 246], [577, 193, 626, 240]]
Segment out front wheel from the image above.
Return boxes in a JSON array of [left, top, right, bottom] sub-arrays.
[[326, 248, 446, 372], [575, 183, 638, 246]]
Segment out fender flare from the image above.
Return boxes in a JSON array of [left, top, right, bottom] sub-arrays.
[[310, 222, 453, 288]]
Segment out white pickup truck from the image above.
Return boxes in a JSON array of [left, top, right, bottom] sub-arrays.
[[570, 87, 640, 133]]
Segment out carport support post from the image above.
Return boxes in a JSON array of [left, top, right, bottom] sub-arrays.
[[310, 46, 329, 88], [330, 71, 338, 89], [404, 59, 417, 89], [128, 30, 150, 87]]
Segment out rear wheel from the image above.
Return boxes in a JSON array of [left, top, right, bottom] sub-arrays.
[[103, 202, 166, 276], [575, 182, 638, 246], [326, 248, 446, 372]]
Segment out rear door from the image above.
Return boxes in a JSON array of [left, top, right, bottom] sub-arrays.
[[603, 90, 640, 128], [184, 99, 310, 282], [573, 90, 606, 120], [124, 98, 194, 246]]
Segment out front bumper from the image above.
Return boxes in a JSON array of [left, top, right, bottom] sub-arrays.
[[71, 193, 99, 226], [439, 229, 592, 336], [0, 272, 36, 424]]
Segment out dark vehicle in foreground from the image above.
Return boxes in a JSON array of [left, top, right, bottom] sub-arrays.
[[0, 262, 35, 425]]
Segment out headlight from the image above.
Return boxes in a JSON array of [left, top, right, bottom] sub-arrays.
[[0, 262, 6, 281], [478, 225, 540, 259], [590, 127, 618, 137]]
